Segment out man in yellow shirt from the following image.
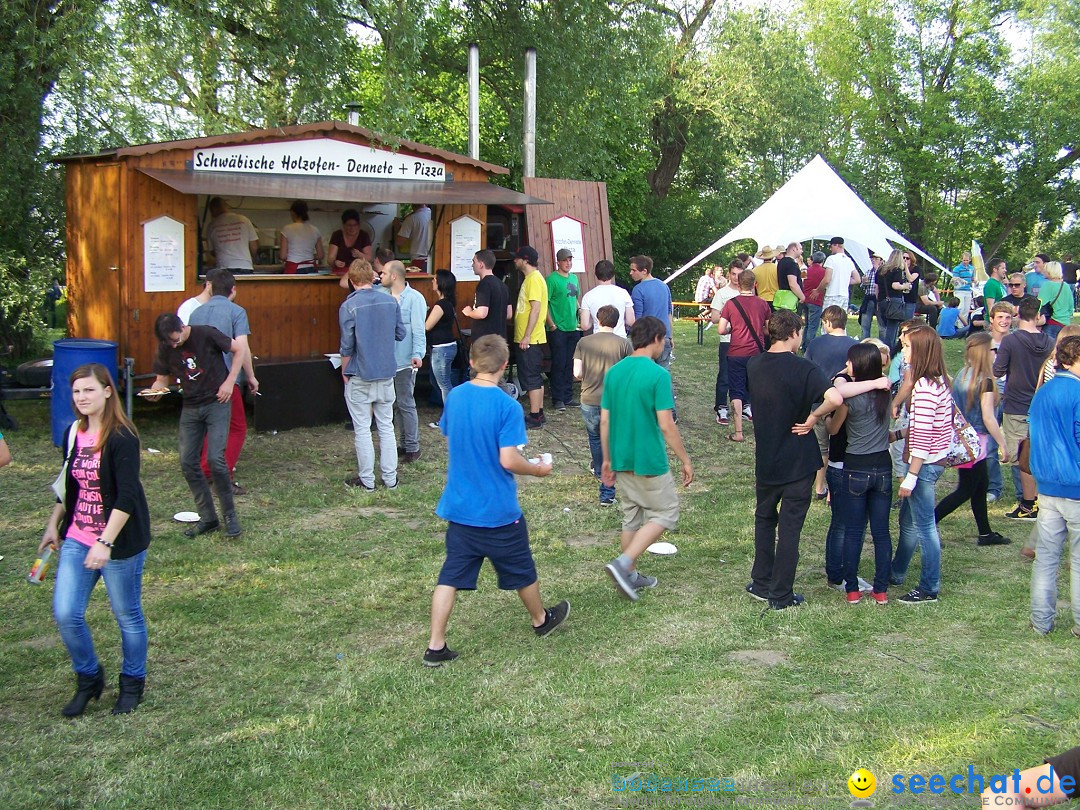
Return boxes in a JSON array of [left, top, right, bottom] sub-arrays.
[[754, 245, 780, 305], [513, 245, 549, 428]]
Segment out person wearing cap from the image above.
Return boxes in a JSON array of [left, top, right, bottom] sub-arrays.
[[858, 252, 885, 341], [821, 236, 862, 312], [513, 246, 549, 429], [753, 246, 780, 306], [546, 248, 582, 410]]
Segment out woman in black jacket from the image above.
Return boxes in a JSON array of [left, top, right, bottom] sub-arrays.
[[39, 363, 151, 716]]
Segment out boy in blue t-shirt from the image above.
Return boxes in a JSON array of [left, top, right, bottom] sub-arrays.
[[936, 296, 969, 339], [423, 335, 570, 666]]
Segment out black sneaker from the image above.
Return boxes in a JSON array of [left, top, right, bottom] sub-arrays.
[[534, 600, 570, 637], [897, 588, 938, 605], [977, 532, 1012, 546], [224, 512, 242, 538], [183, 519, 220, 538], [768, 594, 805, 611], [345, 476, 376, 491], [1005, 503, 1038, 520], [525, 413, 545, 430], [564, 399, 580, 408], [745, 582, 769, 602], [553, 401, 567, 411], [422, 645, 459, 667], [599, 497, 616, 507]]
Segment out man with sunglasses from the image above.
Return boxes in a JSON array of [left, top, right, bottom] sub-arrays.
[[1002, 274, 1027, 312]]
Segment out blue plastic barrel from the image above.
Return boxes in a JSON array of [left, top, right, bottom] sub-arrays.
[[50, 339, 118, 446]]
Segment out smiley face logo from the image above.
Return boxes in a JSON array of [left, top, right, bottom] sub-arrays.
[[848, 768, 876, 798]]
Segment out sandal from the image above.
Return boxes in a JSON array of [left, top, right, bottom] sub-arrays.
[[728, 433, 745, 443]]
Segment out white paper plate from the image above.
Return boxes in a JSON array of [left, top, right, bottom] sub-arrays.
[[173, 511, 200, 523], [137, 389, 172, 397], [646, 541, 678, 555]]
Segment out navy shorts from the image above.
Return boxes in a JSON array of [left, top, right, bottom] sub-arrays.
[[437, 517, 538, 591], [728, 355, 751, 403]]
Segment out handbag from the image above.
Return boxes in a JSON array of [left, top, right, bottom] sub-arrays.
[[772, 289, 798, 312], [943, 402, 981, 468], [449, 307, 468, 371], [881, 297, 907, 322], [50, 423, 78, 501], [1040, 283, 1065, 323]]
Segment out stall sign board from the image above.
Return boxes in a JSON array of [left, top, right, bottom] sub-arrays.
[[193, 138, 446, 182], [548, 215, 586, 274], [143, 215, 185, 292], [450, 215, 482, 281]]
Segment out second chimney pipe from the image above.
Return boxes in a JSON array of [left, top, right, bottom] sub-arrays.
[[468, 44, 480, 161], [523, 47, 536, 178]]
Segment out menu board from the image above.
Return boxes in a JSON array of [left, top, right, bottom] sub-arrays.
[[549, 215, 586, 274], [143, 216, 185, 292], [450, 215, 482, 281]]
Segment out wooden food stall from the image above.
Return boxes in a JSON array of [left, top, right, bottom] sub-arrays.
[[56, 121, 615, 429]]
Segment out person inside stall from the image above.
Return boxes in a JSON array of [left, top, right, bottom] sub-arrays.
[[328, 209, 372, 278], [279, 200, 324, 274], [340, 246, 393, 292], [396, 203, 432, 271]]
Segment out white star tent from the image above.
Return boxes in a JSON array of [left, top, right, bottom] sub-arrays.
[[665, 155, 945, 285]]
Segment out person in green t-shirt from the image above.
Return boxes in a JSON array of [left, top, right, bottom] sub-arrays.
[[600, 316, 694, 601], [983, 257, 1007, 312], [546, 248, 583, 410]]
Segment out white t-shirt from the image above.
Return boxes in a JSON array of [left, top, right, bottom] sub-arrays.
[[206, 212, 257, 270], [709, 284, 739, 343], [580, 283, 633, 337], [823, 253, 857, 300], [398, 206, 432, 258], [177, 296, 203, 326], [280, 222, 322, 264]]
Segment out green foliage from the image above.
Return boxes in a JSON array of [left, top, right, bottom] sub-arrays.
[[0, 252, 62, 358]]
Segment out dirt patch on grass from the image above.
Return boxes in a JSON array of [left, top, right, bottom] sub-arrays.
[[815, 693, 852, 710], [22, 635, 59, 650], [730, 649, 788, 667], [565, 535, 611, 549]]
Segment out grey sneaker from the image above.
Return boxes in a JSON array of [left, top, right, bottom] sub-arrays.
[[534, 600, 571, 637], [829, 577, 872, 593], [630, 570, 658, 590], [605, 558, 639, 601]]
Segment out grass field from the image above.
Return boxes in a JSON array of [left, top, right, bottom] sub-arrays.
[[1, 321, 1077, 810]]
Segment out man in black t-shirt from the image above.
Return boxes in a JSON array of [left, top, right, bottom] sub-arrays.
[[776, 242, 806, 308], [148, 313, 248, 538], [746, 310, 843, 610], [463, 250, 510, 343]]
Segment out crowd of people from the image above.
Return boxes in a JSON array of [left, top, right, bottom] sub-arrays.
[[14, 236, 1079, 713]]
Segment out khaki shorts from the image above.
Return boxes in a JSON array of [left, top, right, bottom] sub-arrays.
[[1001, 413, 1029, 466], [814, 419, 830, 458], [616, 471, 680, 532]]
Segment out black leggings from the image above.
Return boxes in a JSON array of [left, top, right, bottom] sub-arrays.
[[934, 457, 990, 536]]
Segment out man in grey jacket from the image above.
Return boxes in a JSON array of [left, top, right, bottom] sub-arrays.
[[339, 259, 406, 490]]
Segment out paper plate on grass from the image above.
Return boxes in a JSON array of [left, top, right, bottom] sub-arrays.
[[173, 511, 200, 523], [646, 542, 678, 555]]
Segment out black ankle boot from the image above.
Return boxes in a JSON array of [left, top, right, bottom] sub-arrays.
[[111, 674, 145, 715], [61, 666, 105, 717]]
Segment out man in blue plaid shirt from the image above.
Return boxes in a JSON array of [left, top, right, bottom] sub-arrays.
[[859, 252, 883, 340]]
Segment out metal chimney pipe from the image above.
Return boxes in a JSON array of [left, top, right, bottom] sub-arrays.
[[343, 102, 361, 127], [468, 44, 480, 160], [523, 47, 536, 178]]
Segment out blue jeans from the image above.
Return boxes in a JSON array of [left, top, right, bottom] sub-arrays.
[[345, 376, 397, 487], [580, 404, 615, 502], [985, 434, 1004, 499], [429, 343, 457, 412], [1043, 322, 1063, 342], [904, 302, 916, 321], [842, 466, 893, 593], [824, 466, 846, 585], [179, 399, 234, 522], [891, 463, 944, 594], [882, 299, 905, 352], [54, 541, 148, 678], [859, 299, 879, 341], [1030, 495, 1080, 633], [548, 328, 581, 404], [801, 304, 822, 353]]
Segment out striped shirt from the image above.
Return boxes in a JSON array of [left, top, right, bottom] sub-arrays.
[[908, 377, 952, 462]]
